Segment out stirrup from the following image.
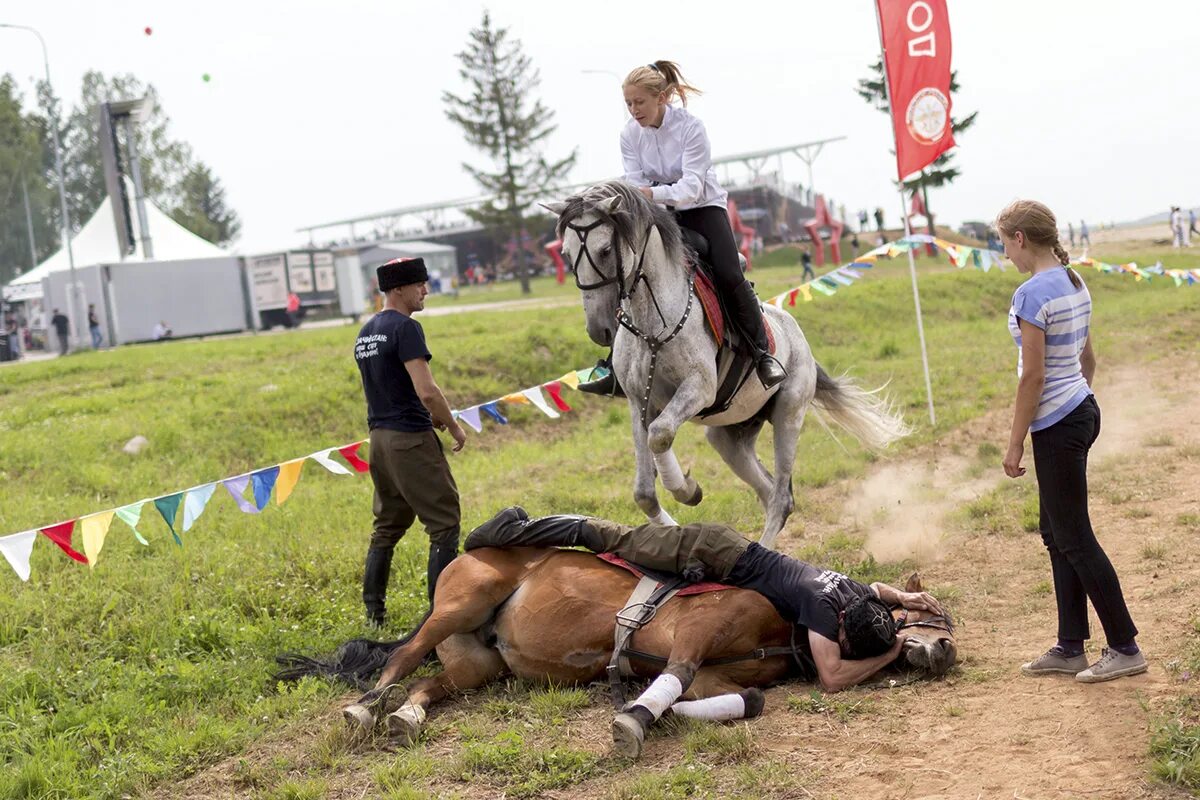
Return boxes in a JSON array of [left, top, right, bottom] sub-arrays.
[[579, 366, 625, 398], [755, 354, 787, 390]]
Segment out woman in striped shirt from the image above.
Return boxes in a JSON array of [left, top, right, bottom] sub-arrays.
[[997, 199, 1146, 683]]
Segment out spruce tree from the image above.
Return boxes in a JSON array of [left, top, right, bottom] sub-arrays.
[[444, 11, 576, 294]]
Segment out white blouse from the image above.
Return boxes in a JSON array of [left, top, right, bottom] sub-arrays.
[[619, 104, 728, 211]]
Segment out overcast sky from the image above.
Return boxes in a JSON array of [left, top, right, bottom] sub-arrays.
[[4, 1, 1197, 253]]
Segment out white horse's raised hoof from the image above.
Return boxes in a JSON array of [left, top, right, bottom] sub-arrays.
[[387, 703, 427, 747], [612, 712, 645, 759], [343, 703, 376, 743]]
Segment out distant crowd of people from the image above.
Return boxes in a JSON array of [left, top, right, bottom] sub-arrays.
[[1170, 206, 1196, 248]]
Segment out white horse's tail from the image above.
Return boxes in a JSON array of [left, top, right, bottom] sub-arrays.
[[811, 364, 912, 450]]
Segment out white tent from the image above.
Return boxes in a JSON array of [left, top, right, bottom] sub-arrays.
[[4, 189, 229, 300]]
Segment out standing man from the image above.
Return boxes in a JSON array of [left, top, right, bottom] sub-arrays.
[[354, 257, 466, 627], [87, 304, 102, 349], [50, 308, 69, 355], [1079, 220, 1091, 249]]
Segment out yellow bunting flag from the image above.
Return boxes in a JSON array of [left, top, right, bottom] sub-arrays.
[[80, 510, 116, 569], [501, 392, 531, 405], [558, 370, 580, 390], [275, 459, 306, 506], [798, 285, 813, 303]]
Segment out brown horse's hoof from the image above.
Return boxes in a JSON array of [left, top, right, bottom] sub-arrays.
[[740, 688, 766, 718], [612, 712, 645, 759], [387, 703, 427, 747], [343, 704, 376, 743]]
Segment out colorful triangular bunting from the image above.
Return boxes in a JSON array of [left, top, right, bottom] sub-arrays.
[[251, 467, 281, 510], [183, 483, 218, 531], [0, 530, 37, 581], [39, 520, 87, 563], [80, 510, 116, 569]]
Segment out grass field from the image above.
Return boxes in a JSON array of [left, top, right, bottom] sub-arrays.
[[1, 246, 1197, 799]]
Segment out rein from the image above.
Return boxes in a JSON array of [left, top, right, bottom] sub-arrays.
[[566, 216, 696, 430]]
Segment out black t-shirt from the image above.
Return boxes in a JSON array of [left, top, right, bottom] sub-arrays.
[[354, 310, 433, 432], [726, 543, 875, 642], [88, 310, 99, 327], [51, 314, 69, 335]]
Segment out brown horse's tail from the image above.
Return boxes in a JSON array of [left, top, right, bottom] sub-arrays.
[[272, 608, 432, 690]]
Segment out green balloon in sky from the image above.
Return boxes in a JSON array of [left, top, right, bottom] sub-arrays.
[[202, 73, 211, 83]]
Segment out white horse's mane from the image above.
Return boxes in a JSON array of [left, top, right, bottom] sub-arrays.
[[554, 180, 689, 267]]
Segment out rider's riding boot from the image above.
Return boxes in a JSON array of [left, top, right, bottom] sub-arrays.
[[730, 282, 787, 390], [426, 538, 459, 604], [464, 510, 609, 552], [577, 352, 625, 398], [362, 546, 394, 627]]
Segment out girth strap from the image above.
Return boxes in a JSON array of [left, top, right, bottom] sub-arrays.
[[608, 574, 687, 709]]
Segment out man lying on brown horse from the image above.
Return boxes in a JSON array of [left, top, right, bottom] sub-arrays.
[[466, 506, 946, 695], [291, 507, 953, 759]]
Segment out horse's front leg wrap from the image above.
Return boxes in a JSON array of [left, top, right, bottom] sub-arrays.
[[629, 673, 684, 721], [649, 507, 678, 525], [653, 449, 687, 493]]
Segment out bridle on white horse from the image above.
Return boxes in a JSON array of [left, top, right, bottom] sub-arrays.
[[566, 214, 697, 430]]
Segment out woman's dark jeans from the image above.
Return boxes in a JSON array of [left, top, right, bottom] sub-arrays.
[[1032, 395, 1138, 645]]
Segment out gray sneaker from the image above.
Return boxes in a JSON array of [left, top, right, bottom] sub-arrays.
[[1076, 648, 1148, 683], [1021, 646, 1088, 676]]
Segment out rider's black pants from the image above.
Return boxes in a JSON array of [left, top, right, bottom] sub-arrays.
[[674, 206, 744, 294], [1032, 395, 1138, 646]]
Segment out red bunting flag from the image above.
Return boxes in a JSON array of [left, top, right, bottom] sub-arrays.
[[337, 442, 371, 473], [543, 381, 573, 412], [39, 520, 88, 563], [787, 289, 798, 307], [876, 0, 955, 180]]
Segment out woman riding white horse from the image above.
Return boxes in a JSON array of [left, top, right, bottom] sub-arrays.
[[580, 59, 787, 397]]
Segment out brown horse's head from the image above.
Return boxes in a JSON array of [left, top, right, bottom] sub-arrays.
[[894, 573, 957, 677]]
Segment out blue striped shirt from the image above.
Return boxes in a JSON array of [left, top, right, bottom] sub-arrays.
[[1008, 268, 1093, 432]]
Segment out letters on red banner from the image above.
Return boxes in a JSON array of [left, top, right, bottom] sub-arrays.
[[877, 0, 956, 180]]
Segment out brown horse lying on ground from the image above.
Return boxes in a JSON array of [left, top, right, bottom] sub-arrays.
[[280, 547, 955, 758]]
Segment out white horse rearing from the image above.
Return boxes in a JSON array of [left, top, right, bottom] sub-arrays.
[[544, 181, 909, 547]]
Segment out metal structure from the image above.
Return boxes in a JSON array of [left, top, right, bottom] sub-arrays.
[[295, 138, 846, 246], [99, 98, 154, 260]]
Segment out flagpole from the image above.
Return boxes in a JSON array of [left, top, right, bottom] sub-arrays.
[[874, 2, 936, 427]]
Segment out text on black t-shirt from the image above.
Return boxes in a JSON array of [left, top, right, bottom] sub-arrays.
[[354, 310, 433, 432]]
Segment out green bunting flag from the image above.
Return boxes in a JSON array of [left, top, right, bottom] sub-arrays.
[[154, 494, 184, 545]]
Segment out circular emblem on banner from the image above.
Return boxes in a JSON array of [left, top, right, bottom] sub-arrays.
[[906, 87, 950, 145]]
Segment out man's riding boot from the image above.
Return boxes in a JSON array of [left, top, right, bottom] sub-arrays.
[[464, 511, 609, 552], [730, 282, 787, 390], [362, 546, 393, 627], [577, 353, 626, 398], [426, 540, 459, 604]]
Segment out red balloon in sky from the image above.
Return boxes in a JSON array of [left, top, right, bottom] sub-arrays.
[[144, 26, 152, 36]]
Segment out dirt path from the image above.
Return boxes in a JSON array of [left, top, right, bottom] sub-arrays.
[[151, 358, 1200, 799], [732, 358, 1200, 800]]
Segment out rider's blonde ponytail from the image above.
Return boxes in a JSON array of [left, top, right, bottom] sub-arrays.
[[623, 60, 703, 107]]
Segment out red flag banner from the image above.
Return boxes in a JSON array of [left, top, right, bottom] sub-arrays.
[[877, 0, 955, 181], [337, 442, 371, 473]]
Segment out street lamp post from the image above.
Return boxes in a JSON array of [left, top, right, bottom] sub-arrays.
[[0, 23, 80, 350]]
